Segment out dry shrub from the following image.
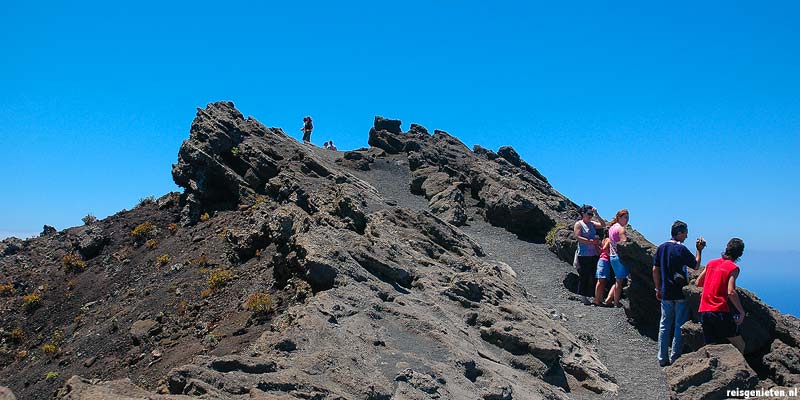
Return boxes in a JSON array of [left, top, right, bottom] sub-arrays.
[[0, 284, 16, 297], [156, 253, 171, 266], [61, 253, 87, 272], [207, 268, 234, 292], [22, 293, 42, 311], [131, 221, 157, 242], [245, 292, 272, 314]]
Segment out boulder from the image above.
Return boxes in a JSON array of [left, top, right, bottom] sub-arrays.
[[0, 237, 23, 257], [666, 344, 758, 400], [73, 228, 107, 259], [0, 386, 16, 400], [129, 319, 160, 345], [42, 225, 57, 236], [57, 376, 193, 399], [763, 339, 800, 386]]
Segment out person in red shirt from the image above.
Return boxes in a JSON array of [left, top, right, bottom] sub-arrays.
[[696, 238, 746, 353]]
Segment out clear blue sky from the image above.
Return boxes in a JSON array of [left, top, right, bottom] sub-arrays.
[[2, 1, 798, 256]]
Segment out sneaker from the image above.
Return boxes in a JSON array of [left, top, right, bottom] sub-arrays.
[[659, 360, 670, 367], [581, 297, 592, 305]]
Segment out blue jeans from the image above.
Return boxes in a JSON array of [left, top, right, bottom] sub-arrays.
[[658, 299, 689, 363]]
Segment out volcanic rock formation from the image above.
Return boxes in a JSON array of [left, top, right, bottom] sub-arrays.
[[1, 102, 797, 400]]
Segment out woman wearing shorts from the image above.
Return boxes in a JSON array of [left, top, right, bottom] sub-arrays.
[[594, 227, 612, 306], [607, 209, 630, 307]]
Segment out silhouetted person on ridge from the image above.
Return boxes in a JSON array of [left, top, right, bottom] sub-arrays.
[[696, 238, 746, 353], [301, 116, 313, 144], [328, 140, 337, 151]]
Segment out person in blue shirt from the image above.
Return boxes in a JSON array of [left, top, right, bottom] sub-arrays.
[[652, 220, 706, 366]]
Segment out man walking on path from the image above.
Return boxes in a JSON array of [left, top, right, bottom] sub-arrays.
[[653, 220, 706, 366]]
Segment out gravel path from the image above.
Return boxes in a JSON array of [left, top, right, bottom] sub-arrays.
[[345, 153, 668, 399]]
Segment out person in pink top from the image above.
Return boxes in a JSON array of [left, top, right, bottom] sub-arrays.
[[605, 209, 630, 307], [696, 238, 746, 353], [593, 227, 612, 306]]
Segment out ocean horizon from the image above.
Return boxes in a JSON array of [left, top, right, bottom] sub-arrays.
[[701, 247, 798, 318]]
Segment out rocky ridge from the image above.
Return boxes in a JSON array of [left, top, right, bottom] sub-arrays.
[[0, 102, 797, 399]]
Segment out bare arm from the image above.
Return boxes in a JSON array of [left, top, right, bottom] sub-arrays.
[[619, 226, 627, 242], [728, 269, 745, 324], [653, 265, 662, 300], [590, 208, 607, 228], [696, 268, 706, 287], [574, 222, 597, 245]]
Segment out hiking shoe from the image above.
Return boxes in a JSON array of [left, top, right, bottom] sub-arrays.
[[659, 360, 670, 367]]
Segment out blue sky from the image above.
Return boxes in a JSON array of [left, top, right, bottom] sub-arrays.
[[2, 1, 798, 258]]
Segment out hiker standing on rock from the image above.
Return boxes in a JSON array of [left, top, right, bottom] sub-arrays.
[[696, 238, 746, 353], [574, 205, 606, 305], [301, 116, 313, 144], [606, 209, 631, 307], [653, 220, 706, 367]]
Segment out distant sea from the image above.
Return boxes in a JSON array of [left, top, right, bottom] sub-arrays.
[[703, 248, 798, 318]]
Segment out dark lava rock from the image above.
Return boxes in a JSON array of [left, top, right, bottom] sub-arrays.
[[41, 225, 57, 236], [666, 344, 758, 400]]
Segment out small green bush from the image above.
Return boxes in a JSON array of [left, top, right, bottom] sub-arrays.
[[545, 223, 568, 247]]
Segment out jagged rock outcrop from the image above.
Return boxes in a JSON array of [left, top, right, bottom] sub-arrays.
[[3, 102, 798, 399], [665, 344, 758, 400], [679, 282, 800, 386], [30, 102, 617, 399], [57, 376, 193, 399], [367, 117, 573, 236]]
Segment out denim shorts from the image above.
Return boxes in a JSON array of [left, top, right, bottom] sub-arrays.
[[596, 259, 612, 279], [610, 255, 630, 279]]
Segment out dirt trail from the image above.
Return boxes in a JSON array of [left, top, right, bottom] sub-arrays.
[[344, 152, 669, 399]]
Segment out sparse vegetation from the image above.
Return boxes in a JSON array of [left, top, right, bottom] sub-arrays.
[[255, 249, 262, 258], [167, 223, 178, 234], [66, 278, 78, 290], [200, 212, 210, 222], [10, 328, 25, 343], [45, 371, 59, 381], [146, 239, 158, 249], [61, 253, 87, 272], [156, 253, 171, 266], [16, 350, 28, 361], [21, 293, 42, 311], [41, 343, 58, 356], [0, 284, 16, 297], [132, 221, 157, 242], [230, 146, 239, 157], [193, 253, 209, 268], [244, 292, 272, 314], [545, 223, 568, 247], [82, 214, 97, 225], [176, 300, 189, 315], [137, 196, 156, 207], [207, 268, 234, 293]]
